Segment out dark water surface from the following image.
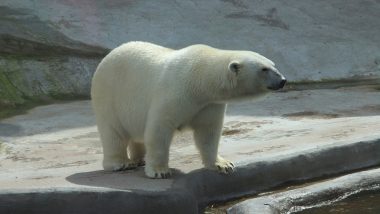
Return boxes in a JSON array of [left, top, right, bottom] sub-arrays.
[[298, 191, 380, 214]]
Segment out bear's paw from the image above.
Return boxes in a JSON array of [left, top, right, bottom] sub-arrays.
[[213, 156, 235, 174], [145, 165, 172, 179]]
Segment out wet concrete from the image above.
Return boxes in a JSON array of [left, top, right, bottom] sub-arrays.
[[299, 190, 380, 214], [227, 168, 380, 214]]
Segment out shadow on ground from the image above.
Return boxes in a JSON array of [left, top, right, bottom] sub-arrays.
[[65, 167, 186, 191], [0, 123, 23, 137]]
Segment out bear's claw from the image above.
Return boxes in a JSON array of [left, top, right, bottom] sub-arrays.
[[137, 160, 146, 167], [111, 162, 138, 171], [213, 156, 235, 174], [104, 161, 141, 172], [154, 172, 170, 179]]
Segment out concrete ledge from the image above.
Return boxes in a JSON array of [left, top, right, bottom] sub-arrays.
[[181, 138, 380, 209], [0, 188, 197, 214], [1, 138, 379, 214]]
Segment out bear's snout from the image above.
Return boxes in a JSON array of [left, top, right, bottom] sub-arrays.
[[279, 79, 287, 89], [263, 66, 287, 91], [266, 70, 286, 91]]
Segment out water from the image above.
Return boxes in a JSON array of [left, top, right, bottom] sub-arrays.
[[298, 191, 380, 214]]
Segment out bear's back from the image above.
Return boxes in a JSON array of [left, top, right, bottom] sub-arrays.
[[120, 41, 173, 62]]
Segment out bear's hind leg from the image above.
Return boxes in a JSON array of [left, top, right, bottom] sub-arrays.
[[99, 126, 136, 171], [128, 142, 146, 167], [144, 122, 174, 179]]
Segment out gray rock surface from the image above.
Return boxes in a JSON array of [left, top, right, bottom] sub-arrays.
[[1, 0, 380, 106]]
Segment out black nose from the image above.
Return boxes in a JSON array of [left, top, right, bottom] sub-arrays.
[[279, 79, 287, 88]]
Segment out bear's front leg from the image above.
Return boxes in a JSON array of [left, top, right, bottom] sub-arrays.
[[191, 104, 234, 174], [144, 120, 175, 179], [193, 129, 234, 174]]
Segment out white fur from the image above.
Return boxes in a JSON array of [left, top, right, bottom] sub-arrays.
[[91, 42, 283, 178]]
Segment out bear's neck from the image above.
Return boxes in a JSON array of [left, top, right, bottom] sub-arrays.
[[186, 64, 235, 104]]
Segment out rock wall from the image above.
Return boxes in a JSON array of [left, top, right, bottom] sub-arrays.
[[0, 0, 379, 106], [0, 5, 108, 107]]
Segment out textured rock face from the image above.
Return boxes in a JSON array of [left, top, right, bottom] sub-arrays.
[[0, 0, 380, 106], [0, 56, 100, 105], [0, 5, 108, 107]]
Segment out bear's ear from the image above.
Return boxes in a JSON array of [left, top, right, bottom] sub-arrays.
[[228, 61, 241, 75]]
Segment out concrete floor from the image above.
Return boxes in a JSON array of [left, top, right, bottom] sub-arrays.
[[0, 86, 379, 213]]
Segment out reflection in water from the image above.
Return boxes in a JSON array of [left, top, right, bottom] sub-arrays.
[[299, 191, 380, 214]]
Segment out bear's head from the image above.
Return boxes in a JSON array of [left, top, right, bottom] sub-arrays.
[[225, 51, 286, 99]]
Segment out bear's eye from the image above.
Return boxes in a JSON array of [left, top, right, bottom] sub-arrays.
[[262, 68, 269, 72], [231, 63, 239, 71]]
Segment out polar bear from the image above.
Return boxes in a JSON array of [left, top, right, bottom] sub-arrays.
[[91, 42, 286, 179]]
